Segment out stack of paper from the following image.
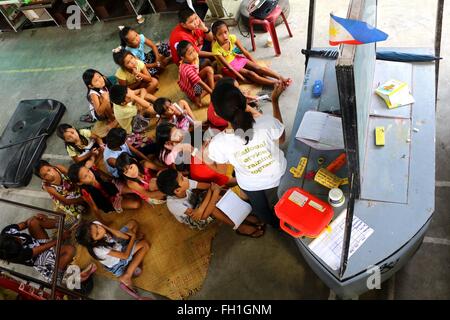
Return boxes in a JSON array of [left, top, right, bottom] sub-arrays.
[[295, 111, 344, 150], [308, 211, 374, 270], [375, 79, 415, 109]]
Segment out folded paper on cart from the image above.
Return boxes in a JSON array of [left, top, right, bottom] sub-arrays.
[[296, 111, 345, 150]]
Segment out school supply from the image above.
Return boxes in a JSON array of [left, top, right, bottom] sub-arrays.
[[290, 157, 308, 178], [173, 102, 195, 124], [314, 168, 343, 189], [216, 189, 252, 229], [375, 127, 385, 146], [375, 79, 415, 109]]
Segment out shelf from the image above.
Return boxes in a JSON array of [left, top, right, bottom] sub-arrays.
[[0, 4, 28, 31]]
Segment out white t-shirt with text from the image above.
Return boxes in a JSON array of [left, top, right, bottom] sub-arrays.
[[207, 114, 287, 191]]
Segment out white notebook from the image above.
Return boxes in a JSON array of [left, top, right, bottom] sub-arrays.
[[216, 189, 252, 230]]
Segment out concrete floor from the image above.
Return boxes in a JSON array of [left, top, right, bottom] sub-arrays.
[[0, 0, 449, 300]]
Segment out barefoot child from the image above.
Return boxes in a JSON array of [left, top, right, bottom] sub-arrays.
[[113, 48, 159, 94], [56, 124, 104, 167], [177, 40, 221, 107], [119, 26, 171, 76], [211, 20, 291, 87]]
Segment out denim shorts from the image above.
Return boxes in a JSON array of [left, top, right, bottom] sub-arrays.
[[106, 226, 138, 277]]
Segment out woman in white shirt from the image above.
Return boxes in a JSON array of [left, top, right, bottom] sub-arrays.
[[207, 80, 287, 227]]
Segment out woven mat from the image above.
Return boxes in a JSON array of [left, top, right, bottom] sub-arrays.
[[73, 203, 219, 300]]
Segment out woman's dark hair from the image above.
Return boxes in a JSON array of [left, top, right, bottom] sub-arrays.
[[33, 159, 52, 178], [75, 222, 110, 261], [211, 20, 227, 36], [69, 163, 118, 198], [105, 128, 127, 150], [155, 122, 175, 163], [113, 48, 133, 69], [115, 152, 144, 183], [176, 40, 192, 60], [82, 69, 112, 105], [211, 83, 255, 144], [154, 97, 171, 117], [156, 168, 179, 196], [0, 234, 24, 264], [119, 26, 133, 48], [109, 84, 128, 105], [56, 124, 89, 154], [178, 7, 196, 23]]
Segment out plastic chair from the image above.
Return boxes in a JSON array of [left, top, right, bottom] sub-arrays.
[[249, 5, 293, 56]]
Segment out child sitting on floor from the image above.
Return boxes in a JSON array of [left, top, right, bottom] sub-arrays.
[[103, 128, 162, 178], [211, 20, 291, 87], [0, 215, 83, 285], [56, 124, 104, 167], [177, 40, 221, 107], [113, 48, 159, 94], [82, 69, 117, 125], [109, 84, 156, 135], [153, 97, 195, 132], [156, 168, 263, 237], [119, 26, 171, 77], [68, 163, 142, 224], [115, 153, 166, 205], [34, 160, 86, 229], [75, 219, 150, 296]]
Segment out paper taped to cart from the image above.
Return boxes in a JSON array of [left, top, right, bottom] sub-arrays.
[[295, 111, 345, 150], [308, 211, 374, 270]]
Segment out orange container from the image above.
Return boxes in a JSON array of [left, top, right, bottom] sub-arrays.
[[275, 187, 334, 238]]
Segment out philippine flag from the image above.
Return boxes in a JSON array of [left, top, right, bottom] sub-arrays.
[[329, 13, 388, 46]]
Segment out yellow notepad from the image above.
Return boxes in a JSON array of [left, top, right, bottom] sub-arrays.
[[375, 79, 415, 109]]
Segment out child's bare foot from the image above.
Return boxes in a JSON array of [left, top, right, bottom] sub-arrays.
[[281, 77, 292, 87]]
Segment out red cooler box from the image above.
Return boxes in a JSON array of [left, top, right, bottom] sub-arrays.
[[275, 187, 334, 238]]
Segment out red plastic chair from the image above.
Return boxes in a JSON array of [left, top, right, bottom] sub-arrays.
[[249, 5, 293, 56]]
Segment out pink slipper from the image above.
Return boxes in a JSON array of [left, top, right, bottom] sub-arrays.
[[120, 282, 153, 300], [80, 263, 97, 282]]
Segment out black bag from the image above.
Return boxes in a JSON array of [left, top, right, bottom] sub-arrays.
[[248, 0, 279, 19]]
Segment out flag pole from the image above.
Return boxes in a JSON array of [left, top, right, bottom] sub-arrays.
[[434, 0, 444, 108], [339, 173, 356, 279], [305, 0, 317, 70]]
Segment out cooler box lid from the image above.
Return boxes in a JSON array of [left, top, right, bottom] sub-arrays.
[[275, 187, 334, 238]]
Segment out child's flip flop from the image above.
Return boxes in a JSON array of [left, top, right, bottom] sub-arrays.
[[120, 282, 153, 300]]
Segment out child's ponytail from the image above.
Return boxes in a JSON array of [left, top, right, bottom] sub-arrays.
[[231, 108, 255, 144], [118, 26, 132, 48]]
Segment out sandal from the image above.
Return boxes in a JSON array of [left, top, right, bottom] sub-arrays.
[[80, 113, 96, 123], [243, 215, 266, 229], [120, 282, 153, 300], [132, 267, 142, 278], [235, 227, 265, 238]]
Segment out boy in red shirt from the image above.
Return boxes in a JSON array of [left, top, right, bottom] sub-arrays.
[[169, 8, 215, 65]]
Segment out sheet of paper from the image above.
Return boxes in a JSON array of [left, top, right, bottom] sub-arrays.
[[216, 189, 252, 229], [308, 210, 374, 270], [296, 111, 345, 150]]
